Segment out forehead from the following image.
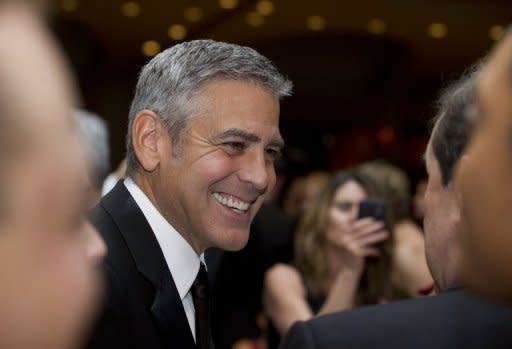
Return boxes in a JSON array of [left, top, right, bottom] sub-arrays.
[[191, 80, 282, 143], [333, 180, 367, 201], [194, 79, 280, 125], [0, 7, 77, 146], [480, 32, 512, 90]]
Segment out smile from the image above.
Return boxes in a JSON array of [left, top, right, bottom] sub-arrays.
[[212, 192, 251, 212]]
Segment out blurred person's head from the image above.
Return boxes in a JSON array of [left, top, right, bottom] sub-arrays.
[[455, 28, 512, 300], [0, 4, 105, 349], [358, 160, 411, 227], [424, 65, 479, 291], [283, 176, 306, 216], [283, 171, 330, 217], [294, 170, 392, 303], [75, 109, 110, 206], [125, 39, 292, 254], [301, 171, 330, 215]]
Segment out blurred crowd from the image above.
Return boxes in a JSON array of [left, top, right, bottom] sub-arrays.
[[2, 1, 512, 349]]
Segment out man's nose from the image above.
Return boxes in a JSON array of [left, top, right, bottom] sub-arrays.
[[237, 149, 275, 193], [85, 221, 107, 265]]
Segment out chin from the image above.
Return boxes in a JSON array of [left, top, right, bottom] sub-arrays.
[[214, 228, 250, 252]]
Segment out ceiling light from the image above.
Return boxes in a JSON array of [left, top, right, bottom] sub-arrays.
[[219, 0, 238, 10], [367, 18, 386, 34], [246, 12, 265, 27], [489, 25, 505, 41], [61, 0, 78, 11], [184, 7, 203, 22], [168, 25, 187, 40], [307, 16, 326, 31], [427, 23, 447, 39], [141, 40, 161, 57], [121, 2, 140, 18], [256, 0, 274, 16]]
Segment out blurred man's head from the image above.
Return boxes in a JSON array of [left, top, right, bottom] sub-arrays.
[[455, 28, 512, 300], [75, 109, 110, 206], [423, 67, 478, 291], [0, 4, 105, 349]]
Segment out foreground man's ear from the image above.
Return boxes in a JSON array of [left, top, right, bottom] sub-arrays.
[[132, 109, 165, 172]]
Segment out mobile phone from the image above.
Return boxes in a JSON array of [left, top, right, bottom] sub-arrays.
[[358, 198, 388, 249], [358, 198, 387, 222]]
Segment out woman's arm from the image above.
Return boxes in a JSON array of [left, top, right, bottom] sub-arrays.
[[317, 266, 361, 315], [263, 263, 313, 336]]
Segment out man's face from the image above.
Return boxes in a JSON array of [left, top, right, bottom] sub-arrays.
[[454, 30, 512, 299], [0, 123, 107, 349], [0, 7, 105, 349], [423, 143, 460, 290], [155, 79, 281, 253]]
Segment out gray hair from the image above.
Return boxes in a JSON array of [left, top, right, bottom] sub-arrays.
[[75, 109, 110, 186], [430, 64, 482, 186], [126, 39, 293, 176]]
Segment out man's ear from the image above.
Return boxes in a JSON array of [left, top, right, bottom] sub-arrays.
[[131, 110, 167, 172]]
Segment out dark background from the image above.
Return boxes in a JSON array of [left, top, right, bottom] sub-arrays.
[[48, 0, 512, 187]]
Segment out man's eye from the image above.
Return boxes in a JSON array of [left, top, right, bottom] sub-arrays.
[[265, 148, 282, 161], [224, 142, 246, 152]]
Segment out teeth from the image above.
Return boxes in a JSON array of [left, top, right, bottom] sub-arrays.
[[213, 192, 250, 212]]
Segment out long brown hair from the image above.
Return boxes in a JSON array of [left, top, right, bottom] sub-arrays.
[[294, 170, 393, 304]]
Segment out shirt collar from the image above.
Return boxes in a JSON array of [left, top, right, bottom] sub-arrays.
[[124, 177, 204, 300]]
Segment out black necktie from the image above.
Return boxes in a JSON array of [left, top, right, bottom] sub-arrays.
[[191, 263, 210, 349]]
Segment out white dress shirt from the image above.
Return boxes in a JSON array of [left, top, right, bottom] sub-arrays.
[[124, 178, 204, 342]]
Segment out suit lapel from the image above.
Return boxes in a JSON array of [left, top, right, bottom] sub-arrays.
[[102, 181, 196, 348]]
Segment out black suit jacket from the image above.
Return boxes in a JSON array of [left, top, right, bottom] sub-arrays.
[[280, 289, 512, 349], [86, 181, 197, 349]]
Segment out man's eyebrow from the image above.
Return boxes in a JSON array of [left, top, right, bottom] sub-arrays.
[[268, 136, 285, 150], [215, 128, 285, 148], [215, 129, 260, 142]]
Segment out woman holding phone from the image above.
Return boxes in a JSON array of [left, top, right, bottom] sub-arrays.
[[263, 170, 392, 348]]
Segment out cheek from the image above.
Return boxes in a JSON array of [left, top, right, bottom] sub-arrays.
[[195, 153, 235, 184], [423, 189, 436, 214], [267, 165, 277, 190], [326, 209, 349, 235], [10, 233, 102, 349], [422, 192, 437, 230]]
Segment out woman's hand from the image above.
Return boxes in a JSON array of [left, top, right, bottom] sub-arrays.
[[326, 217, 389, 272], [318, 219, 389, 313]]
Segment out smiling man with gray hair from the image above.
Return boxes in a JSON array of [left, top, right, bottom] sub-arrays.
[[87, 39, 292, 349]]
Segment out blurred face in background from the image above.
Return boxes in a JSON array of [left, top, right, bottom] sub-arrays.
[[455, 29, 512, 300], [325, 180, 367, 245], [301, 172, 329, 215], [0, 5, 105, 349]]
